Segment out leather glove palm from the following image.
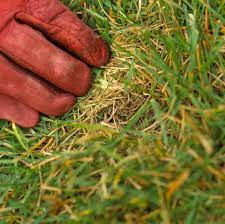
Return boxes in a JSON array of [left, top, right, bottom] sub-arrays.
[[0, 0, 109, 127]]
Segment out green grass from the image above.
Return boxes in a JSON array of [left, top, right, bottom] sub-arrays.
[[0, 0, 225, 223]]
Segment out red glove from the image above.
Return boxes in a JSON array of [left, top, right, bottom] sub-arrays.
[[0, 0, 109, 128]]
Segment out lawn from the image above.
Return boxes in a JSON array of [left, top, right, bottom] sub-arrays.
[[0, 0, 225, 223]]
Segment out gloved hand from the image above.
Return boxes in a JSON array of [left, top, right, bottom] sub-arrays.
[[0, 0, 109, 128]]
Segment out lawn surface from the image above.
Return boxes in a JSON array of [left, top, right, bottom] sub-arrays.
[[0, 0, 225, 223]]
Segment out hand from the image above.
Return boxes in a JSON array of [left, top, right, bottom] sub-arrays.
[[0, 0, 109, 128]]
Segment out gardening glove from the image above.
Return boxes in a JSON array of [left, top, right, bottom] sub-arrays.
[[0, 0, 109, 128]]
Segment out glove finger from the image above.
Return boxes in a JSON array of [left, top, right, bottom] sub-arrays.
[[16, 0, 109, 67], [0, 53, 75, 116], [0, 93, 39, 128], [0, 21, 91, 96]]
